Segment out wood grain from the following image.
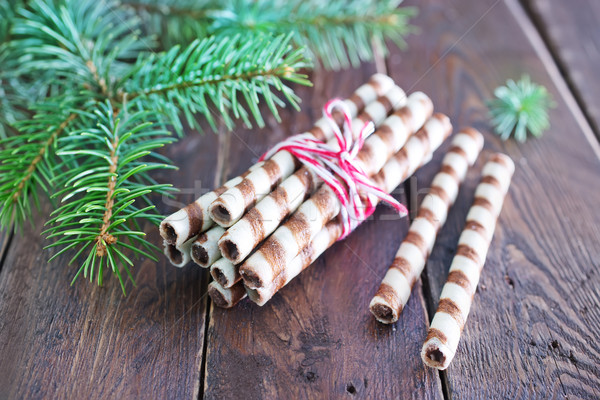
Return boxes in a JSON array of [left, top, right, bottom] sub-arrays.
[[0, 130, 221, 399], [202, 67, 443, 399], [397, 0, 600, 398], [527, 0, 600, 136]]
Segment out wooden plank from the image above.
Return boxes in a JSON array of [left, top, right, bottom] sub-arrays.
[[527, 0, 600, 136], [202, 68, 443, 399], [0, 131, 221, 399], [395, 0, 600, 397]]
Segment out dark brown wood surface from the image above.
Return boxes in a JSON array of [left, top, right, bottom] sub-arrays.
[[527, 0, 600, 136], [0, 0, 600, 399]]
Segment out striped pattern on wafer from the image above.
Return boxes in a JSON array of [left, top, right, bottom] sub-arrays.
[[370, 128, 484, 324], [240, 113, 453, 291], [421, 153, 515, 370], [208, 83, 406, 228], [208, 280, 247, 308], [160, 166, 258, 249], [219, 92, 432, 264], [247, 221, 342, 306], [210, 258, 240, 288], [190, 225, 225, 267]]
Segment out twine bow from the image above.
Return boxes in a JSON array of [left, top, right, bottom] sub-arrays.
[[260, 98, 408, 239]]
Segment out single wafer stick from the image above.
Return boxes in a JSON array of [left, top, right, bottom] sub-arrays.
[[163, 237, 194, 268], [246, 221, 342, 306], [208, 280, 247, 308], [369, 128, 484, 324], [208, 82, 406, 228], [210, 258, 240, 288], [160, 166, 259, 248], [421, 153, 515, 370], [190, 225, 225, 267], [219, 92, 433, 264], [241, 113, 453, 291]]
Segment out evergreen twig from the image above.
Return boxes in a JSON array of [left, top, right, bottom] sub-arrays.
[[488, 75, 555, 142], [44, 102, 176, 294], [122, 0, 417, 70]]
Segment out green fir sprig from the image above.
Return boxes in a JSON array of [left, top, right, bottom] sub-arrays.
[[122, 0, 417, 70], [0, 0, 415, 293], [488, 75, 554, 142]]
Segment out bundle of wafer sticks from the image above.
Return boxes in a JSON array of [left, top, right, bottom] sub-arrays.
[[159, 73, 514, 370]]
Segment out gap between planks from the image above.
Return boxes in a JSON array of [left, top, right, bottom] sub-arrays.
[[509, 0, 600, 158], [518, 0, 600, 141], [0, 229, 15, 277], [198, 120, 231, 398]]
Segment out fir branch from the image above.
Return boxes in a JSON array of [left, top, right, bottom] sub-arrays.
[[121, 0, 417, 70], [119, 0, 217, 49], [45, 102, 176, 293], [488, 75, 555, 142], [9, 0, 153, 96], [0, 98, 81, 228], [119, 33, 311, 133]]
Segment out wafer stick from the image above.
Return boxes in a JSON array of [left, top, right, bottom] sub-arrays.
[[163, 237, 194, 268], [160, 166, 259, 248], [246, 221, 342, 306], [208, 280, 247, 308], [241, 113, 452, 291], [210, 258, 240, 288], [219, 92, 433, 264], [208, 83, 406, 228], [421, 153, 514, 370], [190, 225, 225, 267], [369, 128, 484, 324]]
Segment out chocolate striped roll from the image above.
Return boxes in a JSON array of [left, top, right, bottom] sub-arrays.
[[240, 113, 453, 290], [421, 153, 514, 370], [208, 83, 407, 228], [208, 280, 247, 308], [190, 225, 226, 267], [163, 237, 194, 268], [369, 128, 484, 324], [247, 221, 342, 306], [219, 92, 432, 264], [210, 258, 240, 288], [160, 166, 259, 248]]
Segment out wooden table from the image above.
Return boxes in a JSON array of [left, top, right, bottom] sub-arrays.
[[1, 0, 599, 398]]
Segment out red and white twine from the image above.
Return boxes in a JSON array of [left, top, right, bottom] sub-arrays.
[[260, 98, 408, 239]]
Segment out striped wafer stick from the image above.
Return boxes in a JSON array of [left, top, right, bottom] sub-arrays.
[[208, 280, 247, 308], [163, 237, 194, 268], [190, 225, 225, 267], [369, 128, 484, 324], [240, 113, 453, 290], [208, 83, 407, 228], [160, 165, 260, 248], [210, 258, 240, 288], [219, 92, 433, 264], [421, 153, 514, 370], [247, 221, 342, 306]]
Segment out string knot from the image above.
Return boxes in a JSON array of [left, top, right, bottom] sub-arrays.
[[260, 98, 408, 239]]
